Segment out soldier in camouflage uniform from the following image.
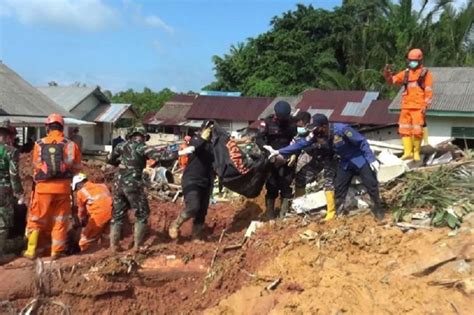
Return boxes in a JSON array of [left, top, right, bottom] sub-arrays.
[[0, 120, 24, 263], [107, 127, 175, 252]]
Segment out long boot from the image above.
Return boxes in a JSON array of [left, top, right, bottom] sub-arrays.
[[265, 198, 276, 220], [109, 223, 122, 253], [400, 137, 413, 160], [413, 137, 422, 162], [279, 198, 291, 218], [134, 222, 147, 252], [23, 230, 39, 260], [294, 186, 306, 198], [423, 126, 429, 145], [324, 191, 336, 221], [372, 204, 386, 221], [169, 214, 189, 240], [191, 223, 204, 240]]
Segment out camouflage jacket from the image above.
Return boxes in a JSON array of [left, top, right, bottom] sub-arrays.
[[107, 140, 176, 188], [0, 143, 23, 194]]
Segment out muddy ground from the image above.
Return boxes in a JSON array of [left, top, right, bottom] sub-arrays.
[[0, 155, 472, 314]]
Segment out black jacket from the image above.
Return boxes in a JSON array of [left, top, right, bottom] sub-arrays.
[[182, 136, 214, 189], [255, 115, 297, 150]]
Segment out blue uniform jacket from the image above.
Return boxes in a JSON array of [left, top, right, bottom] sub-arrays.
[[278, 123, 375, 170]]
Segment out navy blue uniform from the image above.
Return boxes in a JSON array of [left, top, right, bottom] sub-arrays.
[[256, 115, 297, 199], [279, 123, 382, 217]]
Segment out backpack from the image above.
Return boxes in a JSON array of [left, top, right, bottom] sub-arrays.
[[35, 139, 73, 181], [211, 123, 270, 198], [403, 67, 429, 92]]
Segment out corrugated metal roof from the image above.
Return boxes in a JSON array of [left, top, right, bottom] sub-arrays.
[[298, 89, 396, 126], [388, 67, 474, 113], [0, 62, 70, 116], [258, 96, 302, 120], [2, 115, 95, 127], [143, 94, 195, 126], [37, 85, 109, 112], [88, 103, 134, 123], [340, 92, 379, 116], [186, 95, 272, 121]]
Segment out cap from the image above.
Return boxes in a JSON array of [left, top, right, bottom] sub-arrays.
[[274, 101, 291, 119]]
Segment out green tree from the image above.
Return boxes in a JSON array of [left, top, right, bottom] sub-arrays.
[[111, 87, 174, 119], [206, 0, 473, 97]]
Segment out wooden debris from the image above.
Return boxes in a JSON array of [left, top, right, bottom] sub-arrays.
[[265, 277, 282, 291]]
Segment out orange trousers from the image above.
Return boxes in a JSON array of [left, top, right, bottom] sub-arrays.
[[398, 108, 424, 138], [28, 192, 71, 254], [79, 217, 109, 251]]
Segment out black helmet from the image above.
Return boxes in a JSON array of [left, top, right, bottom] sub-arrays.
[[274, 101, 291, 119], [311, 114, 329, 127]]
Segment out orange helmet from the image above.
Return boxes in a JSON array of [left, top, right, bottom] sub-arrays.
[[407, 48, 423, 60], [46, 113, 64, 126]]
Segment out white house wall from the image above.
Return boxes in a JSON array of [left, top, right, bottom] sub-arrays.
[[427, 116, 474, 142], [76, 125, 96, 150], [231, 121, 249, 131]]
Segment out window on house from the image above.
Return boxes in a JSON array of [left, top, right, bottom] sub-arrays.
[[452, 127, 474, 139]]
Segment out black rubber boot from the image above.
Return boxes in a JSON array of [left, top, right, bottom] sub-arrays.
[[279, 198, 291, 218], [265, 198, 276, 220], [110, 223, 123, 253], [134, 222, 147, 252]]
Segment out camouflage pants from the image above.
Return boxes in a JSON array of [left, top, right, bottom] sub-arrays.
[[0, 187, 14, 253], [112, 184, 150, 225], [295, 157, 335, 191]]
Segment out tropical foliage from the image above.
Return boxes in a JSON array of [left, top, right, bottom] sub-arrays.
[[205, 0, 474, 97], [111, 87, 174, 118]]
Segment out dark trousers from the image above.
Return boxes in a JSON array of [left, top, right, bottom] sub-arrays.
[[335, 163, 381, 213], [183, 185, 211, 225], [266, 164, 295, 199]]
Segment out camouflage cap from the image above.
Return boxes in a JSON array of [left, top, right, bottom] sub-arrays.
[[128, 127, 147, 136]]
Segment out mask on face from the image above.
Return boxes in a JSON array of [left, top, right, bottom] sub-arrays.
[[297, 127, 307, 135], [408, 61, 419, 69]]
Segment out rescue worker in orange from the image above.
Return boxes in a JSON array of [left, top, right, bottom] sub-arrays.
[[384, 48, 433, 161], [24, 114, 81, 260], [72, 173, 112, 252], [178, 135, 192, 170]]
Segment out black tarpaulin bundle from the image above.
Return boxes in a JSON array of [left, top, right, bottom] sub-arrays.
[[211, 123, 270, 198]]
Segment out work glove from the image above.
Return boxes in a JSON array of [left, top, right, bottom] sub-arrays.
[[201, 126, 213, 141], [15, 193, 25, 205], [287, 154, 297, 167], [263, 145, 279, 159], [370, 160, 380, 173], [178, 146, 195, 156]]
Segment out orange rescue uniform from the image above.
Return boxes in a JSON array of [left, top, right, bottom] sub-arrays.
[[76, 182, 112, 251], [28, 130, 81, 255], [178, 143, 189, 169], [389, 68, 433, 138]]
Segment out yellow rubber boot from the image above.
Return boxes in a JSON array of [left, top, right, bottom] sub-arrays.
[[413, 137, 422, 161], [423, 127, 429, 145], [400, 137, 413, 160], [324, 191, 336, 221], [23, 230, 39, 260]]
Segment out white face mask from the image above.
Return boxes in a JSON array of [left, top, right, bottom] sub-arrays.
[[297, 127, 307, 135], [408, 61, 419, 69]]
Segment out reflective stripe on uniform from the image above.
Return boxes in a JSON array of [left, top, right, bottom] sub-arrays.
[[52, 239, 66, 246], [53, 215, 68, 222], [407, 82, 419, 88], [399, 124, 413, 129], [65, 141, 74, 165], [413, 125, 423, 131], [425, 86, 432, 91]]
